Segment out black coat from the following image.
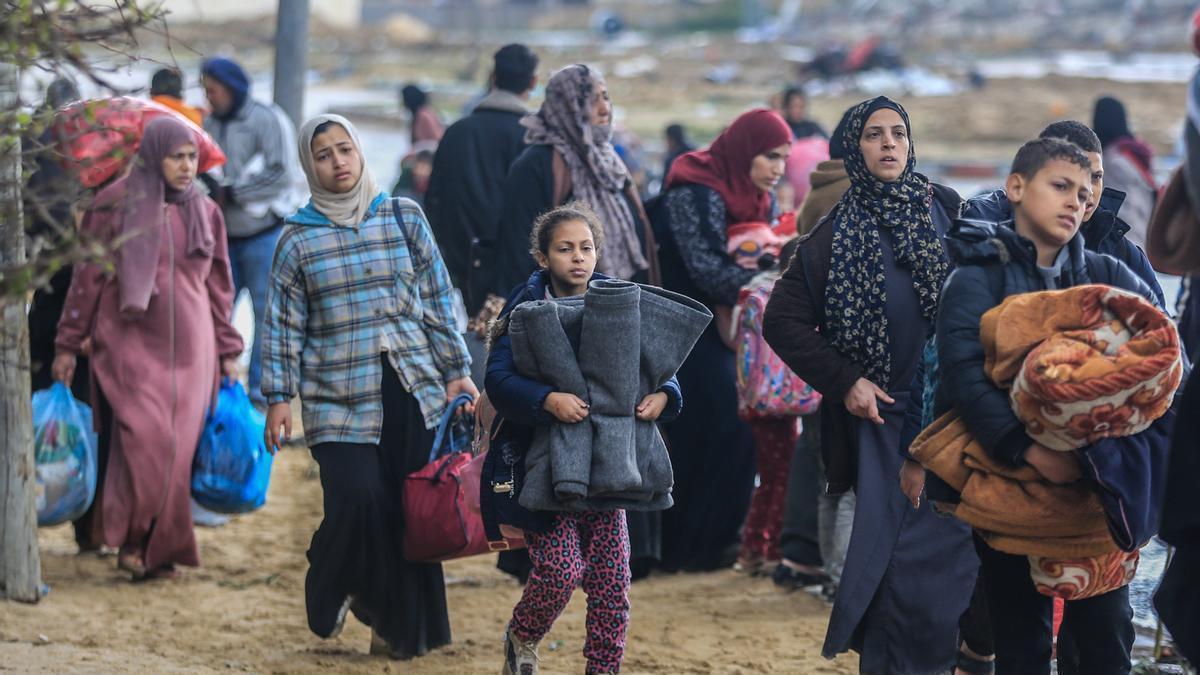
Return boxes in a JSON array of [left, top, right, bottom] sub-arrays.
[[935, 217, 1175, 557], [1155, 369, 1200, 664], [424, 98, 528, 302], [762, 183, 961, 494]]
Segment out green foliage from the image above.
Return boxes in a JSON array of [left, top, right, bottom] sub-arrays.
[[0, 1, 167, 299]]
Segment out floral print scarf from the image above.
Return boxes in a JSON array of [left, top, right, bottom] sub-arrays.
[[823, 96, 949, 391]]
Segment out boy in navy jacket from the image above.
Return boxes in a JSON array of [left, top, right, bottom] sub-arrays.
[[935, 138, 1173, 675]]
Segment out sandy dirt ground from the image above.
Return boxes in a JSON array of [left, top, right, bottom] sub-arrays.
[[0, 441, 856, 674]]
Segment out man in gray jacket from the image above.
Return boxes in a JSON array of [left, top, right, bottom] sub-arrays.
[[201, 56, 303, 407]]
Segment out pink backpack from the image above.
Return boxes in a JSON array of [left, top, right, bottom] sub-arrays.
[[734, 276, 821, 420]]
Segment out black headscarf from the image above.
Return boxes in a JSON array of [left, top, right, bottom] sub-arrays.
[[1093, 96, 1132, 149], [401, 84, 428, 116], [828, 106, 854, 160], [823, 95, 949, 390]]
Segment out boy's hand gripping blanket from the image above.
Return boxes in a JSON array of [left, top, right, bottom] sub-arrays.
[[913, 285, 1182, 599], [508, 280, 711, 512]]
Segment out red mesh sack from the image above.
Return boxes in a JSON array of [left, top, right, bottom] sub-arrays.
[[55, 97, 226, 188]]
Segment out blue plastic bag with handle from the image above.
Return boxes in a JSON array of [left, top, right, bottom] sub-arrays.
[[32, 383, 99, 527], [191, 380, 273, 514]]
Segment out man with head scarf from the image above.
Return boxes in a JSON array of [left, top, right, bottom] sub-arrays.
[[200, 56, 305, 408]]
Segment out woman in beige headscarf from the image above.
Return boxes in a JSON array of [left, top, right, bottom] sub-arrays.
[[261, 113, 476, 660]]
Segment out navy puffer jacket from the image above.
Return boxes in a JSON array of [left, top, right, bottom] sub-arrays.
[[934, 217, 1175, 552], [962, 187, 1165, 308]]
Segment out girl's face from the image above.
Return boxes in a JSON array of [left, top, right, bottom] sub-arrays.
[[535, 219, 598, 296], [749, 143, 790, 193], [310, 124, 363, 194], [161, 142, 198, 191], [859, 108, 910, 182], [589, 81, 612, 127]]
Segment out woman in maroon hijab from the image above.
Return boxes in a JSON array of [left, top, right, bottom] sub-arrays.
[[53, 116, 243, 580], [651, 108, 792, 572]]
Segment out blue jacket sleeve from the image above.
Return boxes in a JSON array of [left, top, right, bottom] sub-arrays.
[[1080, 406, 1175, 552], [656, 376, 683, 423], [484, 332, 556, 427], [936, 265, 1034, 465]]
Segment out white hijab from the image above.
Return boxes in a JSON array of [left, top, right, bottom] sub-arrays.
[[296, 113, 381, 226]]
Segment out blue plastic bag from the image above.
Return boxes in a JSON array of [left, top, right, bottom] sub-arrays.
[[191, 380, 273, 514], [32, 383, 99, 527]]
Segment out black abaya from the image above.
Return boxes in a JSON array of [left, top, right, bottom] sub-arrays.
[[306, 357, 451, 657], [659, 327, 757, 571]]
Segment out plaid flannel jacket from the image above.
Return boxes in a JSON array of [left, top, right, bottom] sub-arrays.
[[262, 194, 471, 446]]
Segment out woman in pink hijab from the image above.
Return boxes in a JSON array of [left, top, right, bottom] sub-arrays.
[[53, 116, 244, 580]]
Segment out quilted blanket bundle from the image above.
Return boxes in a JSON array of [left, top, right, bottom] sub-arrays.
[[913, 285, 1182, 599], [982, 284, 1182, 452]]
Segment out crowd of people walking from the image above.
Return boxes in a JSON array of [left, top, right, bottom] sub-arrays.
[[19, 30, 1200, 675]]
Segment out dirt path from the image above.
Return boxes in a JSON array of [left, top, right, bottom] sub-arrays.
[[0, 446, 856, 674]]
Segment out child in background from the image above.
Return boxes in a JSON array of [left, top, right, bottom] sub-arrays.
[[485, 203, 683, 675], [732, 238, 821, 573]]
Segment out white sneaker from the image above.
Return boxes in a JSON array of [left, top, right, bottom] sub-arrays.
[[501, 627, 540, 675]]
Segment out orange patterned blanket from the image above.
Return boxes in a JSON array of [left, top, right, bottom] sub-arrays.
[[913, 285, 1182, 599], [982, 285, 1182, 452]]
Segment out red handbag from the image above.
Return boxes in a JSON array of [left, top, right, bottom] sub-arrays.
[[402, 394, 524, 563]]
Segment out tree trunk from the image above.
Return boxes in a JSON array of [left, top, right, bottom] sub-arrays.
[[0, 61, 42, 603]]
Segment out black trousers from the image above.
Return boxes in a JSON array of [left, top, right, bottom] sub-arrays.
[[974, 537, 1133, 675], [306, 358, 450, 657]]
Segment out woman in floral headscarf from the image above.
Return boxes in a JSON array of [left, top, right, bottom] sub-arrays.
[[482, 64, 657, 307], [762, 96, 979, 674]]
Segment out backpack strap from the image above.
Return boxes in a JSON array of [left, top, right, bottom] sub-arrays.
[[391, 196, 432, 270]]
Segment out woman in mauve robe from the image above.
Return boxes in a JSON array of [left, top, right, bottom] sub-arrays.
[[54, 117, 243, 580]]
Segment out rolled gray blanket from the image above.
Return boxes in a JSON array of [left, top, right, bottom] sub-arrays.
[[580, 279, 643, 495], [631, 283, 712, 502], [509, 300, 592, 509], [508, 282, 712, 512]]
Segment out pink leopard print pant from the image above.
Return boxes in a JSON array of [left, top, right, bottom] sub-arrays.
[[739, 417, 799, 564], [509, 510, 631, 673]]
